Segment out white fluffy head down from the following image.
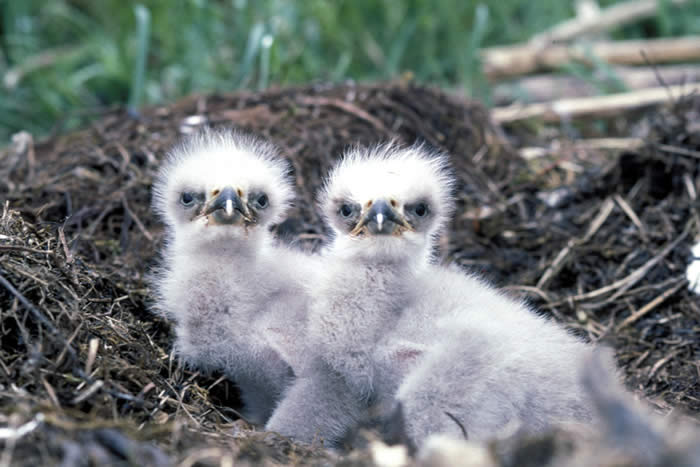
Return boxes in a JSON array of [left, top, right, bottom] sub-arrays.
[[319, 143, 455, 261], [152, 129, 294, 245]]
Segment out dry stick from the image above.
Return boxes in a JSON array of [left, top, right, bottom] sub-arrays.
[[530, 0, 689, 46], [10, 131, 35, 182], [537, 197, 615, 289], [647, 349, 682, 380], [179, 449, 232, 467], [569, 225, 690, 302], [483, 36, 700, 80], [613, 194, 649, 242], [85, 337, 100, 375], [121, 195, 154, 242], [0, 270, 132, 405], [657, 143, 700, 160], [296, 96, 390, 134], [41, 377, 61, 408], [683, 173, 698, 201], [58, 225, 74, 264], [492, 83, 700, 123], [501, 285, 553, 303], [615, 278, 686, 332], [0, 272, 112, 401], [606, 234, 689, 304], [0, 270, 61, 336], [71, 380, 104, 405], [518, 137, 645, 160], [54, 321, 84, 369], [0, 245, 55, 255], [491, 64, 700, 105]]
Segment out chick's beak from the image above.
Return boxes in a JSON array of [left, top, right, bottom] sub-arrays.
[[201, 187, 253, 225], [350, 199, 413, 236]]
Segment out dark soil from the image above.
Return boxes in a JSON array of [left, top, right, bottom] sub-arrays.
[[0, 81, 698, 466]]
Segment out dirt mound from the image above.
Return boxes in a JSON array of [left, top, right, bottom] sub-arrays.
[[0, 82, 698, 465]]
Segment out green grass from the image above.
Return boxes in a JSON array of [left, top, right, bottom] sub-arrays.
[[1, 0, 699, 142]]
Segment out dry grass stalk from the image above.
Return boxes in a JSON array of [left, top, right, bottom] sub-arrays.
[[529, 0, 689, 46], [492, 64, 700, 105], [492, 82, 700, 123], [483, 36, 700, 80]]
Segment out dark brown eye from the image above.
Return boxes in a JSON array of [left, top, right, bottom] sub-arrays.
[[339, 204, 354, 218], [180, 192, 195, 207], [256, 193, 269, 209], [413, 203, 428, 217]]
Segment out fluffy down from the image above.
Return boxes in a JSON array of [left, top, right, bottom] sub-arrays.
[[151, 128, 319, 424]]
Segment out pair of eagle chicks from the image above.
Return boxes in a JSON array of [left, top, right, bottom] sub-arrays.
[[152, 129, 613, 449]]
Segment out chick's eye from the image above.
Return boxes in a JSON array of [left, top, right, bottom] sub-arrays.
[[413, 203, 428, 217], [180, 192, 195, 207], [339, 204, 354, 218], [256, 194, 269, 208]]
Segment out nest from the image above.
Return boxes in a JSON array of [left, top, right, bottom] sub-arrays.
[[0, 82, 698, 466]]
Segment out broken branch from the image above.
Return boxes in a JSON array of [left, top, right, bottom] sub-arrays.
[[530, 0, 689, 46], [483, 36, 700, 80], [492, 83, 700, 123]]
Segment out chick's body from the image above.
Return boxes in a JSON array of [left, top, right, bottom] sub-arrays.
[[393, 266, 603, 445], [266, 144, 453, 445], [268, 143, 609, 448], [160, 234, 316, 423], [152, 129, 315, 424]]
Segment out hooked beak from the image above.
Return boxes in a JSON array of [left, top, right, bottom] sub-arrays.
[[350, 199, 413, 236], [200, 187, 254, 225]]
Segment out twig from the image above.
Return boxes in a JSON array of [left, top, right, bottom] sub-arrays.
[[0, 271, 111, 401], [568, 225, 690, 302], [58, 225, 74, 264], [296, 96, 390, 134], [0, 245, 54, 255], [501, 285, 553, 303], [121, 195, 154, 242], [492, 83, 700, 123], [0, 413, 44, 440], [0, 270, 60, 336], [10, 131, 35, 181], [85, 338, 100, 375], [41, 377, 61, 408], [530, 0, 689, 46], [537, 198, 615, 289], [647, 349, 682, 380], [657, 143, 700, 160], [54, 322, 83, 369], [71, 380, 105, 405], [606, 226, 690, 303], [483, 36, 700, 80], [518, 138, 645, 160], [491, 64, 700, 105], [615, 278, 686, 332], [683, 174, 697, 201], [613, 194, 649, 242]]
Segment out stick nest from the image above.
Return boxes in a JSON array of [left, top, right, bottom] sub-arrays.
[[0, 82, 698, 466]]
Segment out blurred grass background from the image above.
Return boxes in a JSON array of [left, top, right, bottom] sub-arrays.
[[1, 0, 699, 142]]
